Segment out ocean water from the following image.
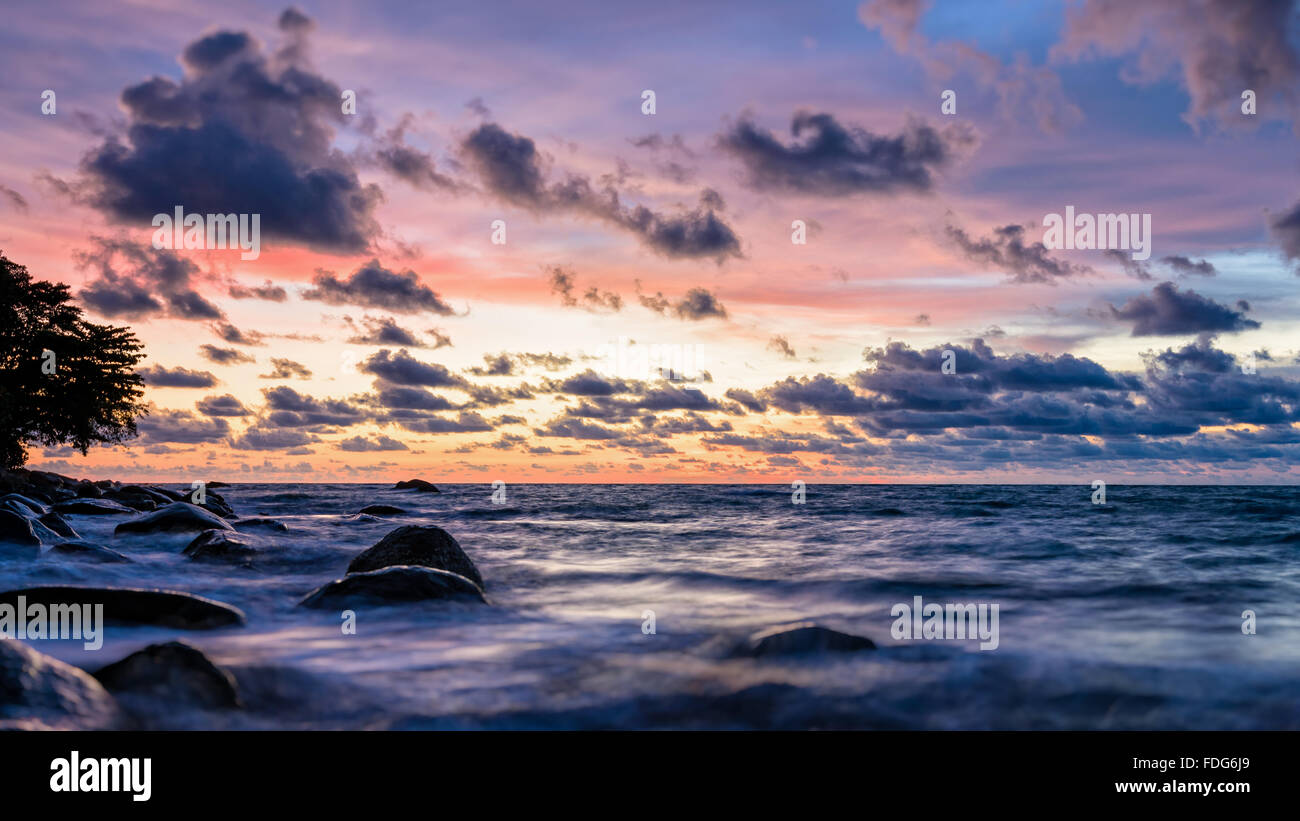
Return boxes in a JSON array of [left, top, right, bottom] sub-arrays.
[[6, 483, 1300, 730]]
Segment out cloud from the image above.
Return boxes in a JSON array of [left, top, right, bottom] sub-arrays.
[[228, 279, 288, 301], [70, 11, 382, 253], [767, 336, 797, 359], [136, 407, 230, 443], [718, 111, 973, 195], [372, 115, 459, 191], [198, 344, 255, 365], [211, 322, 265, 346], [229, 426, 320, 451], [461, 122, 741, 261], [337, 434, 409, 452], [360, 348, 467, 388], [1104, 248, 1153, 280], [259, 358, 313, 380], [1108, 282, 1260, 336], [1162, 255, 1217, 277], [75, 238, 223, 320], [946, 223, 1093, 284], [196, 394, 251, 416], [303, 259, 456, 314], [547, 265, 622, 312], [859, 0, 1082, 133], [635, 281, 728, 320], [346, 316, 427, 346], [1054, 0, 1300, 130], [0, 184, 28, 212], [138, 364, 218, 388], [261, 385, 364, 428]]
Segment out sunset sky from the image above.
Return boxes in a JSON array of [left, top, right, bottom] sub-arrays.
[[4, 0, 1300, 482]]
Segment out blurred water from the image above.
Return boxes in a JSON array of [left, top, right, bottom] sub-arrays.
[[5, 483, 1299, 729]]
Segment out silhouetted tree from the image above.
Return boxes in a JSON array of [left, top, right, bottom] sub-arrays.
[[0, 252, 147, 468]]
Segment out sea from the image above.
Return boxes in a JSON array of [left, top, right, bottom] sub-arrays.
[[6, 483, 1300, 730]]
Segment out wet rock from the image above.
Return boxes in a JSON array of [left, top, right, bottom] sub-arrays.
[[38, 511, 79, 539], [183, 529, 259, 563], [0, 640, 122, 730], [733, 622, 876, 658], [54, 498, 137, 515], [0, 586, 245, 629], [347, 525, 483, 587], [0, 493, 49, 516], [234, 517, 288, 532], [75, 482, 103, 498], [49, 541, 132, 563], [0, 509, 40, 548], [105, 493, 159, 512], [118, 485, 174, 505], [94, 641, 240, 709], [359, 504, 406, 516], [115, 502, 235, 536], [393, 479, 439, 493], [299, 566, 486, 608]]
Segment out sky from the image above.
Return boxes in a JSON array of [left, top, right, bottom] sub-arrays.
[[3, 0, 1300, 483]]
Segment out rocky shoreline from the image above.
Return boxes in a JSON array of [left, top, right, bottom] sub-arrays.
[[1, 467, 876, 730]]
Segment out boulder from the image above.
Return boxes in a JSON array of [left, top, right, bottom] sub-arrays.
[[0, 493, 49, 515], [233, 517, 288, 533], [359, 504, 406, 516], [54, 498, 136, 515], [94, 641, 240, 709], [117, 485, 174, 505], [393, 479, 439, 493], [49, 541, 131, 563], [347, 525, 482, 587], [115, 502, 235, 536], [74, 482, 103, 498], [0, 586, 245, 629], [733, 622, 876, 658], [0, 640, 122, 730], [0, 509, 40, 548], [38, 511, 79, 539], [298, 566, 486, 608], [183, 529, 259, 562]]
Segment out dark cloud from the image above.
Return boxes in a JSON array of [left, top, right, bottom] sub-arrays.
[[360, 348, 467, 388], [337, 434, 408, 452], [196, 394, 251, 416], [1162, 255, 1216, 277], [1104, 248, 1153, 280], [198, 344, 255, 365], [136, 408, 230, 444], [138, 364, 218, 388], [946, 223, 1092, 284], [467, 353, 515, 376], [261, 386, 365, 428], [71, 11, 382, 253], [767, 336, 797, 359], [725, 388, 767, 412], [461, 123, 741, 261], [718, 112, 973, 195], [547, 266, 622, 312], [303, 259, 455, 314], [635, 282, 727, 320], [229, 426, 320, 451], [228, 279, 288, 301], [259, 358, 313, 380], [346, 316, 426, 346], [75, 238, 224, 320], [211, 322, 265, 346], [373, 115, 459, 191], [1109, 282, 1260, 336], [0, 184, 28, 212]]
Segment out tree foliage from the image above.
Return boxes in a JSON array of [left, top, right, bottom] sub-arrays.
[[0, 252, 147, 468]]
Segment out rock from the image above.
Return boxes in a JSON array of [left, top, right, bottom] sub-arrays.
[[38, 511, 79, 539], [0, 493, 49, 515], [359, 504, 406, 516], [118, 485, 174, 505], [115, 502, 236, 536], [0, 509, 40, 548], [94, 641, 240, 709], [347, 525, 483, 587], [75, 482, 103, 498], [104, 493, 159, 512], [49, 541, 132, 563], [0, 640, 122, 730], [298, 566, 486, 608], [54, 498, 137, 515], [233, 517, 288, 533], [183, 529, 259, 562], [393, 479, 439, 493], [0, 586, 245, 629], [733, 622, 876, 658], [205, 481, 230, 489]]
